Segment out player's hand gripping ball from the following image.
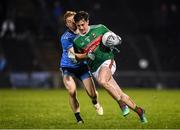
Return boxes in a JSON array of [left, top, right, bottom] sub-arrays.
[[102, 31, 122, 48]]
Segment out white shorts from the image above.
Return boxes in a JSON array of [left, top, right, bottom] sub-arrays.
[[92, 59, 116, 80]]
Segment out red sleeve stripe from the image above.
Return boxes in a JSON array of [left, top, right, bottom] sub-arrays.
[[83, 35, 103, 53]]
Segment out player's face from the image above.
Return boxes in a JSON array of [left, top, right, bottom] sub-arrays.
[[75, 19, 89, 34], [66, 15, 77, 31]]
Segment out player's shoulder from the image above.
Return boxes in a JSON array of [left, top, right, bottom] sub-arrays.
[[90, 24, 107, 29], [61, 30, 75, 41], [73, 34, 81, 42]]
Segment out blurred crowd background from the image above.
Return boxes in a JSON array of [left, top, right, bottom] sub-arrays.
[[0, 0, 180, 88]]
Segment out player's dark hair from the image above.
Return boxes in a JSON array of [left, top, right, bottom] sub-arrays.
[[74, 11, 89, 23]]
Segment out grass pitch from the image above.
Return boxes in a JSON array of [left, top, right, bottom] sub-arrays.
[[0, 88, 180, 129]]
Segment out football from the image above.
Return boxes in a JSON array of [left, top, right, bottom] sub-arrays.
[[102, 31, 122, 47]]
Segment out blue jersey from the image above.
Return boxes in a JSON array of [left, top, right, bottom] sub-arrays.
[[60, 30, 85, 68]]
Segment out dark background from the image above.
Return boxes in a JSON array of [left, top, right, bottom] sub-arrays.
[[0, 0, 180, 88]]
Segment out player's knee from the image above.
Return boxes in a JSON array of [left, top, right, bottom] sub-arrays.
[[97, 78, 108, 88], [68, 88, 76, 97]]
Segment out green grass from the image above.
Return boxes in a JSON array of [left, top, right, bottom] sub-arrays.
[[0, 88, 180, 129]]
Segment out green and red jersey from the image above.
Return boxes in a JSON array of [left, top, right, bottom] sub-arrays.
[[73, 24, 114, 72]]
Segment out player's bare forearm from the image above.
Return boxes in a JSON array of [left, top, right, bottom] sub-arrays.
[[75, 53, 87, 60]]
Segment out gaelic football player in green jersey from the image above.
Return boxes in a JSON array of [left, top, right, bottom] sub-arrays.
[[73, 11, 147, 123]]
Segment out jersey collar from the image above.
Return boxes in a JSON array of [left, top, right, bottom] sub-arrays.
[[80, 26, 90, 36]]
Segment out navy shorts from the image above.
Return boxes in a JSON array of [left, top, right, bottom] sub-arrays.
[[60, 65, 92, 81]]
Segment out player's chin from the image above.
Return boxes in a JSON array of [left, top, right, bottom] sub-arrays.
[[80, 30, 86, 34]]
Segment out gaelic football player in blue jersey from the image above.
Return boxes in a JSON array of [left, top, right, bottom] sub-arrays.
[[60, 11, 103, 124]]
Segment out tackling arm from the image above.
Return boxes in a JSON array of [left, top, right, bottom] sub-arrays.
[[75, 51, 95, 61], [68, 47, 95, 62], [68, 47, 77, 63]]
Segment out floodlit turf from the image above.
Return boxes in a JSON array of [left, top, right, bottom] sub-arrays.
[[0, 88, 180, 129]]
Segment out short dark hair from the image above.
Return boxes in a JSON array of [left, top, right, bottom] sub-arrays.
[[74, 11, 89, 23]]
